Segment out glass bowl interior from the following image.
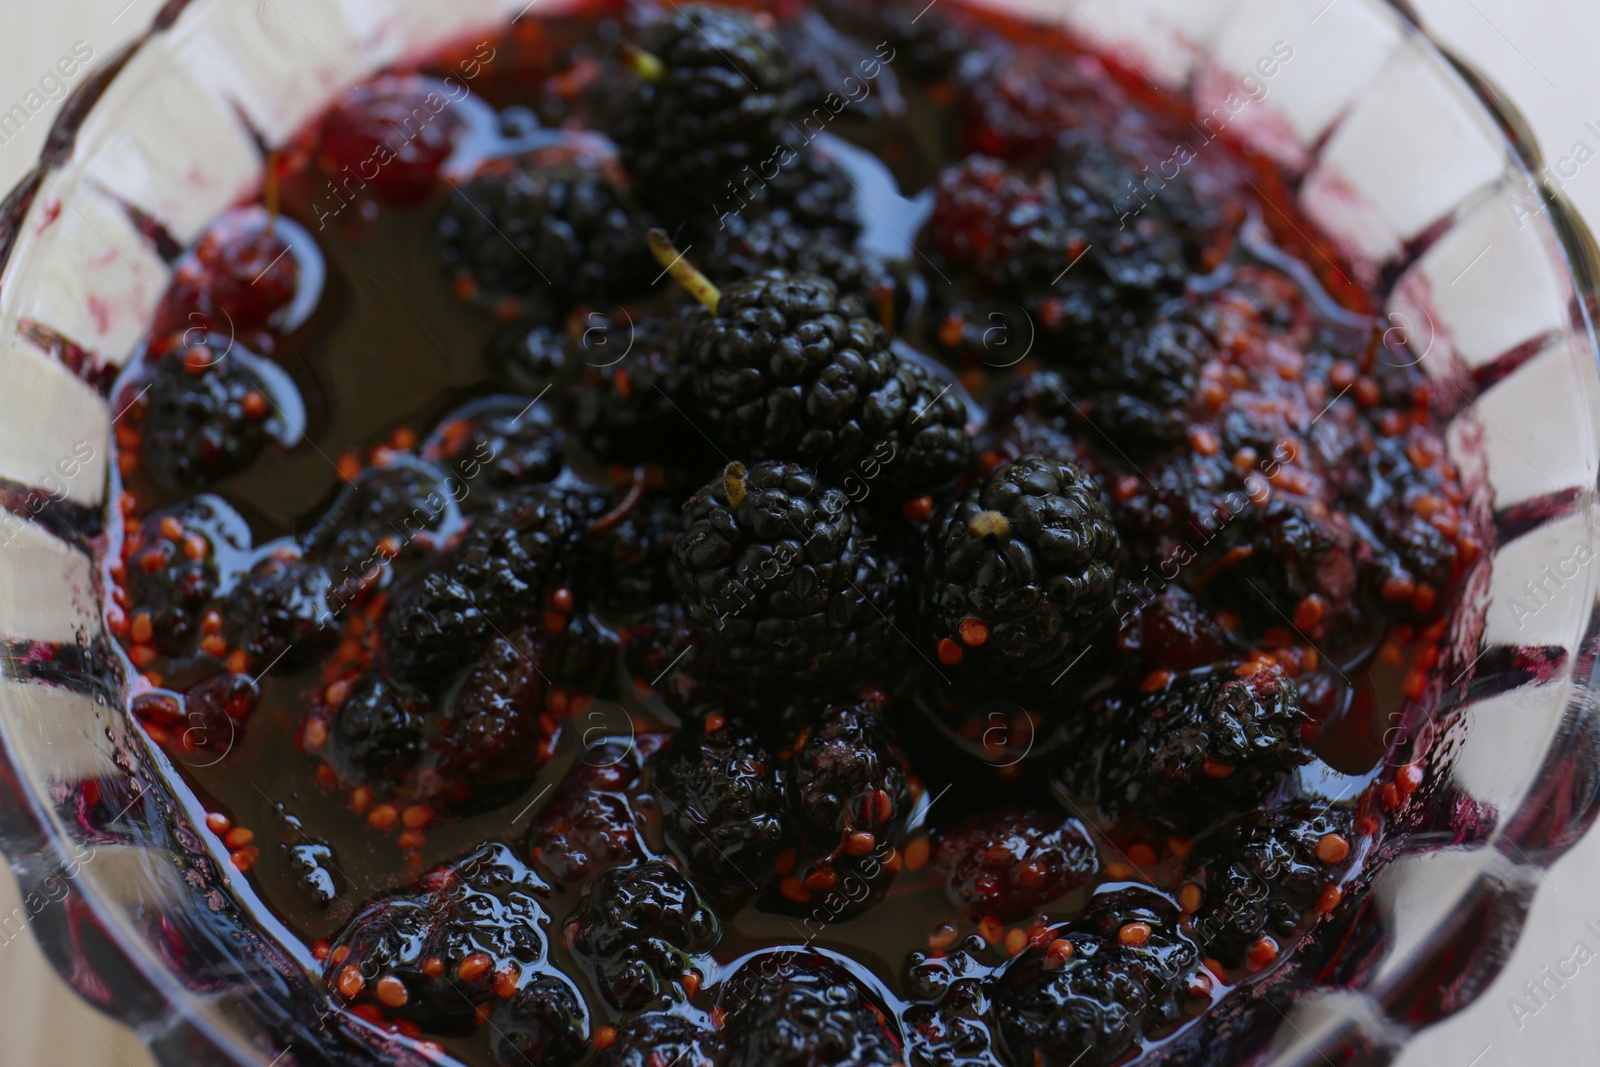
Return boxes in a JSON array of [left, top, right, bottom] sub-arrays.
[[0, 0, 1597, 1064]]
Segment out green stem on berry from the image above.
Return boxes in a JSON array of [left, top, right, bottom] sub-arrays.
[[648, 229, 722, 314], [619, 42, 667, 83], [723, 462, 748, 508], [968, 510, 1011, 539]]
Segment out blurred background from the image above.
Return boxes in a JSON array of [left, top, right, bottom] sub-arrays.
[[0, 1, 1597, 1064]]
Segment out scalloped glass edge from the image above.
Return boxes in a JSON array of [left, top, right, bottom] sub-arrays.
[[0, 0, 1594, 1065]]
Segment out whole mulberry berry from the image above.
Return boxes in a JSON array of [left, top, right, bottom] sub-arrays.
[[583, 491, 680, 616], [488, 971, 590, 1067], [569, 311, 720, 481], [699, 215, 891, 306], [931, 156, 1063, 292], [1056, 663, 1310, 828], [425, 396, 565, 501], [434, 629, 558, 788], [223, 554, 335, 674], [491, 322, 571, 392], [1357, 434, 1467, 619], [929, 148, 1191, 347], [985, 367, 1088, 466], [138, 336, 281, 490], [903, 952, 1004, 1067], [570, 860, 720, 1010], [719, 951, 902, 1067], [437, 154, 655, 318], [654, 715, 790, 897], [923, 454, 1120, 689], [124, 496, 248, 656], [672, 461, 899, 688], [1119, 586, 1230, 676], [700, 143, 861, 238], [789, 702, 908, 860], [1068, 318, 1206, 454], [317, 76, 465, 206], [323, 842, 550, 1030], [932, 807, 1098, 922], [308, 457, 459, 579], [1188, 801, 1355, 967], [528, 742, 649, 884], [615, 5, 799, 208], [152, 207, 301, 337], [325, 676, 430, 786], [594, 1013, 722, 1067], [691, 147, 886, 300], [992, 887, 1202, 1067], [683, 268, 904, 474], [381, 486, 593, 686]]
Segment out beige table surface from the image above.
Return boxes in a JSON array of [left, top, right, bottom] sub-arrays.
[[2, 1, 1598, 1064]]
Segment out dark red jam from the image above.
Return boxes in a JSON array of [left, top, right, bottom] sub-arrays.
[[96, 2, 1485, 1064]]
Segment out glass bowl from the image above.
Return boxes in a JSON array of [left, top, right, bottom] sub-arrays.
[[0, 0, 1596, 1064]]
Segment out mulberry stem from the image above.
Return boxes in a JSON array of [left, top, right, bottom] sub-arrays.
[[968, 510, 1011, 539], [648, 229, 721, 314], [722, 462, 748, 508], [619, 42, 667, 83]]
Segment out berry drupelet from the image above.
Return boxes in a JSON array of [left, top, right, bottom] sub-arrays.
[[672, 461, 899, 688], [992, 888, 1203, 1067], [615, 5, 799, 209], [932, 807, 1098, 922], [569, 860, 720, 1010], [437, 153, 656, 318], [923, 454, 1121, 690], [1056, 662, 1311, 829], [653, 713, 790, 898]]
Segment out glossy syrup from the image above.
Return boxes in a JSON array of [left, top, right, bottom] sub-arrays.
[[89, 2, 1464, 1064]]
